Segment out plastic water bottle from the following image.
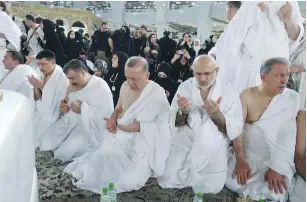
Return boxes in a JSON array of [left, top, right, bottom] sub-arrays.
[[109, 183, 117, 202], [100, 187, 110, 202], [193, 192, 203, 202]]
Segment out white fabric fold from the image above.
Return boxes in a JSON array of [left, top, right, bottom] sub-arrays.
[[215, 1, 263, 90], [289, 175, 306, 202], [64, 81, 171, 193], [34, 65, 68, 146], [39, 76, 114, 162], [158, 77, 243, 194], [0, 64, 37, 100], [0, 11, 21, 52], [226, 89, 300, 201], [215, 1, 303, 93]]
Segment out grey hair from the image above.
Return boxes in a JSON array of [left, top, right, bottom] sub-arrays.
[[125, 56, 149, 72], [260, 57, 290, 75]]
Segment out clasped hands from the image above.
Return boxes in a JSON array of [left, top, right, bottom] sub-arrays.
[[177, 94, 222, 117], [233, 159, 287, 194], [60, 96, 82, 114], [104, 117, 140, 134]]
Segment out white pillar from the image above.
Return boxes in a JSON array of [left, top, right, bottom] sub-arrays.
[[155, 1, 169, 38], [110, 1, 126, 29], [197, 1, 213, 43]]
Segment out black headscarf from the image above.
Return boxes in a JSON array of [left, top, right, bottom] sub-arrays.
[[105, 51, 129, 106], [41, 19, 65, 67], [65, 31, 83, 62]]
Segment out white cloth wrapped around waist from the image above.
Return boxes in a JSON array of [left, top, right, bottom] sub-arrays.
[[242, 123, 270, 161]]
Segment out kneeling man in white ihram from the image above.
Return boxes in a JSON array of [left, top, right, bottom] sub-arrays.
[[158, 55, 243, 194], [64, 57, 171, 193], [39, 59, 114, 162], [225, 58, 300, 201]]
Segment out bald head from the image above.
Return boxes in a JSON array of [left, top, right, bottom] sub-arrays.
[[125, 56, 149, 72], [192, 55, 219, 89], [125, 56, 150, 91], [192, 55, 217, 71]]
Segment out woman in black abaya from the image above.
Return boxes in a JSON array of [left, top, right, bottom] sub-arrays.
[[104, 51, 129, 106], [38, 19, 65, 67]]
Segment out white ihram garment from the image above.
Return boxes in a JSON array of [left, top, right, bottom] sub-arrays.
[[215, 1, 303, 94], [0, 64, 38, 111], [226, 89, 300, 201], [64, 81, 171, 193], [289, 174, 306, 202], [0, 11, 22, 79], [39, 76, 114, 162], [34, 65, 68, 147], [158, 77, 243, 193]]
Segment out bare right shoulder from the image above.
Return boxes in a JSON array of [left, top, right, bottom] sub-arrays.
[[240, 87, 258, 101]]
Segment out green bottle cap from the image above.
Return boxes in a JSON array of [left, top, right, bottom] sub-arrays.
[[197, 192, 203, 198], [103, 187, 108, 194], [109, 183, 114, 189]]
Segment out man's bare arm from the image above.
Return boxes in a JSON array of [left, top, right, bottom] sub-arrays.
[[285, 20, 300, 41], [233, 91, 248, 161], [33, 87, 42, 101], [108, 38, 114, 54], [295, 110, 306, 158], [210, 111, 227, 133], [110, 84, 124, 122], [295, 110, 306, 179]]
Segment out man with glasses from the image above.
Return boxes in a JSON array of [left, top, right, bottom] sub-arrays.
[[158, 55, 243, 195], [225, 57, 300, 202]]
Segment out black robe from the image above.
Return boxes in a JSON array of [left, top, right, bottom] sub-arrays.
[[104, 67, 126, 106], [39, 19, 65, 67], [154, 77, 179, 105]]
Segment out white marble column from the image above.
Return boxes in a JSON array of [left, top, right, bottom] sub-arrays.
[[110, 1, 126, 29], [155, 1, 169, 38], [197, 1, 213, 43]]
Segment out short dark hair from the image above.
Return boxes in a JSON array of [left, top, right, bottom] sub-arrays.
[[25, 14, 35, 22], [0, 1, 7, 12], [126, 56, 149, 72], [6, 51, 24, 64], [140, 25, 147, 30], [101, 22, 107, 26], [63, 59, 88, 74], [36, 50, 56, 61], [79, 50, 87, 56], [227, 1, 242, 9]]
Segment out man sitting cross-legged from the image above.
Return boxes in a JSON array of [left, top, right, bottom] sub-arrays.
[[226, 57, 300, 201], [38, 59, 114, 162], [157, 55, 243, 194], [64, 57, 171, 193]]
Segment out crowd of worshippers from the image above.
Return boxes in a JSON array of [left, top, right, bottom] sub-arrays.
[[0, 1, 306, 202], [7, 12, 219, 106]]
